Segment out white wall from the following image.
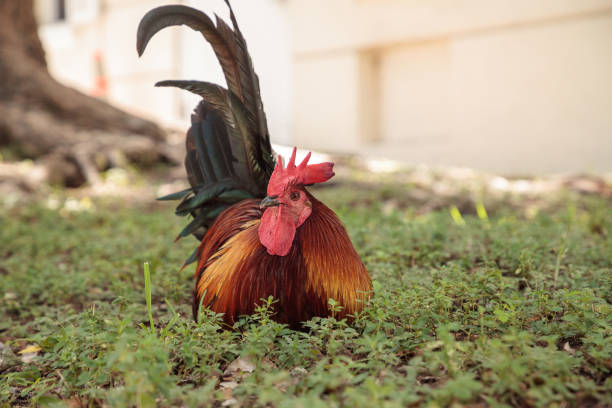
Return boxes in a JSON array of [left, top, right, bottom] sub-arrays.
[[374, 13, 612, 173], [292, 52, 361, 151], [37, 0, 612, 174], [288, 0, 612, 174]]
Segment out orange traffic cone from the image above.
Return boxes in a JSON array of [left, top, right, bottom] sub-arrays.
[[92, 50, 108, 98]]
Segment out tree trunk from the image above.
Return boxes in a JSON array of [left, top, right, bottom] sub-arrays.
[[0, 0, 176, 187]]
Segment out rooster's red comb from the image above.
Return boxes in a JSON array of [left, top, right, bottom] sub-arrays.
[[267, 147, 334, 196]]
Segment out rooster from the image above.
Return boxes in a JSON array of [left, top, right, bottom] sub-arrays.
[[137, 1, 372, 328]]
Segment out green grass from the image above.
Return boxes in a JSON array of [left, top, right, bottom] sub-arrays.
[[0, 186, 610, 407]]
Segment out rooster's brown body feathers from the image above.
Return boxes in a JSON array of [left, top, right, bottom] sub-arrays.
[[194, 193, 371, 328]]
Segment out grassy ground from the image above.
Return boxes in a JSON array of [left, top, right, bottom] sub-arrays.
[[0, 184, 610, 407]]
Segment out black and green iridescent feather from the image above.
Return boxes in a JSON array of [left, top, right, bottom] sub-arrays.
[[136, 1, 275, 267]]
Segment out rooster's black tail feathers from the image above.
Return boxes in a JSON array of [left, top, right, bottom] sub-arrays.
[[137, 2, 275, 267]]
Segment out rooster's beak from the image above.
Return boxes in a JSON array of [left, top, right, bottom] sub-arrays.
[[260, 196, 280, 210]]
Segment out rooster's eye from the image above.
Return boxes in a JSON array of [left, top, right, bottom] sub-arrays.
[[290, 191, 300, 201]]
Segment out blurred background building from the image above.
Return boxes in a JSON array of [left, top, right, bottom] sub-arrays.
[[35, 0, 612, 175]]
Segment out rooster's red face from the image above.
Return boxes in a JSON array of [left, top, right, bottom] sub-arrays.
[[258, 148, 334, 256]]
